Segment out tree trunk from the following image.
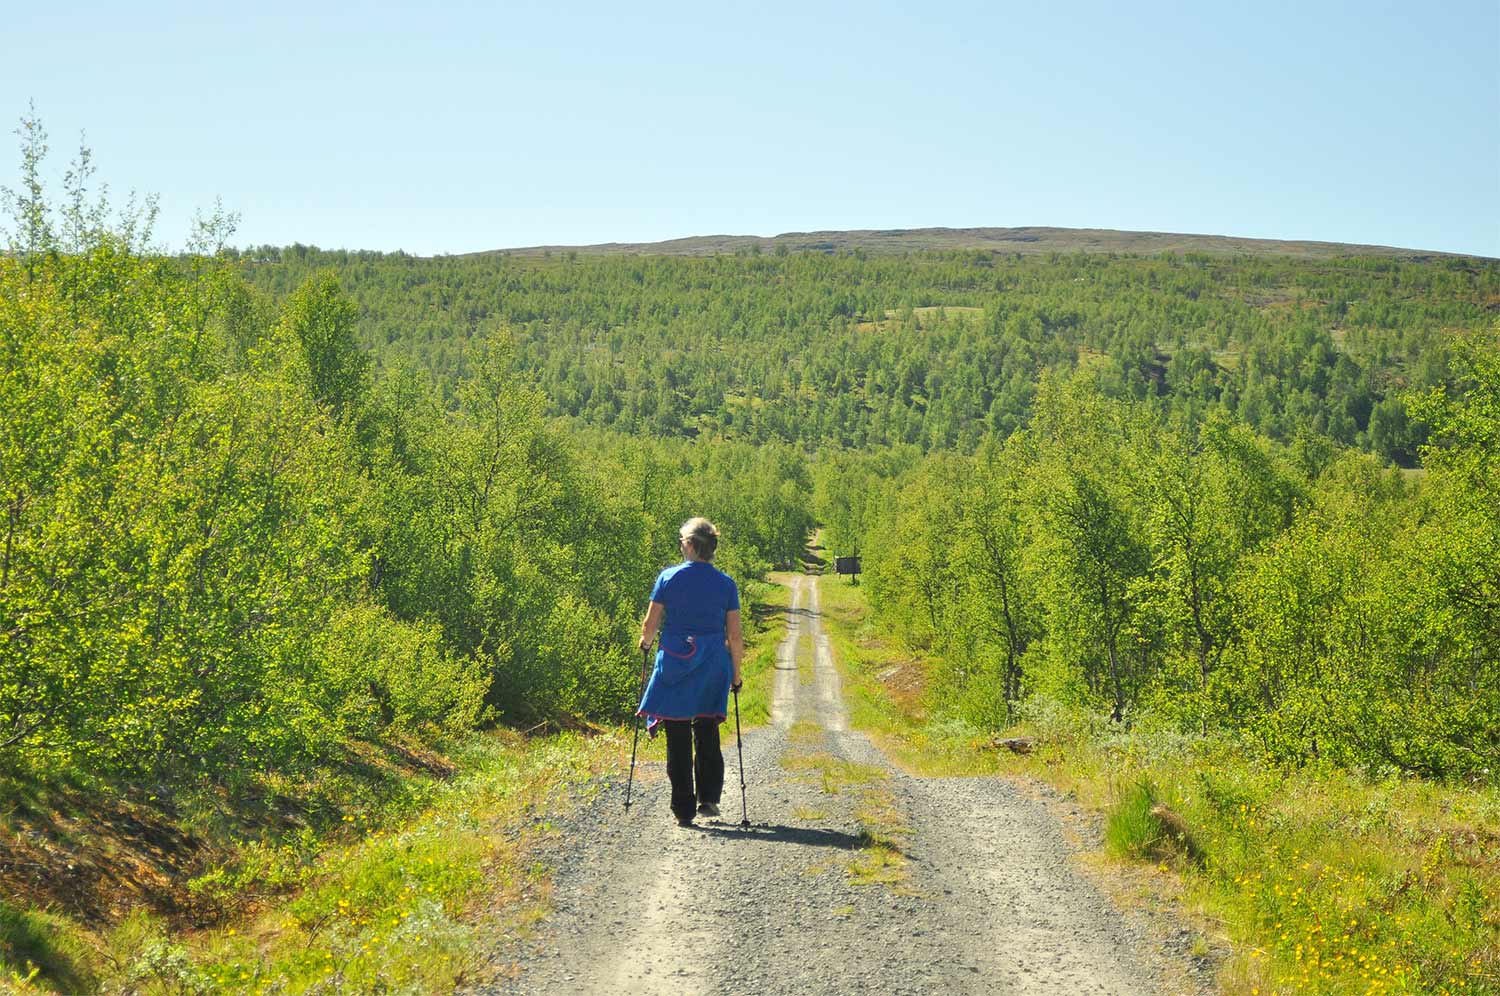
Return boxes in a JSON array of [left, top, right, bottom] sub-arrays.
[[1101, 576, 1124, 722]]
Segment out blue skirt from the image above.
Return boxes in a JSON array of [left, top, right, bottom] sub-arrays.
[[637, 631, 732, 733]]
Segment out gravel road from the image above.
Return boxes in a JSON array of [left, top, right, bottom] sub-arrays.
[[481, 575, 1207, 995]]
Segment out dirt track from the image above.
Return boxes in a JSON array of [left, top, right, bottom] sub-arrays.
[[485, 575, 1206, 995]]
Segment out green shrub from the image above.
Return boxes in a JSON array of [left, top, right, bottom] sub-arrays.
[[315, 604, 488, 737]]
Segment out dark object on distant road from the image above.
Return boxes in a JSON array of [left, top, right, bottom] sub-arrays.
[[834, 556, 861, 576]]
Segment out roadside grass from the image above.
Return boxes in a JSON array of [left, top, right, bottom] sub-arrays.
[[1088, 746, 1500, 996], [1104, 777, 1170, 861], [816, 575, 1002, 776], [0, 906, 93, 994], [0, 590, 795, 996], [1, 730, 621, 995], [184, 731, 610, 995], [813, 574, 1500, 996]]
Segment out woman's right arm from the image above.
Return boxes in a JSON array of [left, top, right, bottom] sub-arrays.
[[639, 601, 664, 653], [726, 609, 744, 690]]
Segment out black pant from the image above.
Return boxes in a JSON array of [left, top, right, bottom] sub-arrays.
[[663, 718, 723, 820]]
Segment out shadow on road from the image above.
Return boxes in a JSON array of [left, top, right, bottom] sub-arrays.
[[690, 822, 869, 850]]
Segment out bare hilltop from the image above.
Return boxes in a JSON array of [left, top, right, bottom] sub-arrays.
[[479, 225, 1476, 261]]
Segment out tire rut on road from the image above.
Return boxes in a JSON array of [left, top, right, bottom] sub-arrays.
[[484, 574, 1189, 995]]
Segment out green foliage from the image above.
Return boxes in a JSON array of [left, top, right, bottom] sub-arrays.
[[2, 246, 413, 781], [863, 455, 964, 648], [0, 237, 809, 778], [858, 359, 1500, 779], [314, 605, 487, 737], [236, 243, 1496, 465], [818, 571, 1499, 996], [278, 273, 368, 418], [0, 126, 815, 796], [1028, 375, 1155, 719], [5, 114, 1498, 992]]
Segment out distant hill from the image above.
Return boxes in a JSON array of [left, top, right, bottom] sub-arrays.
[[244, 236, 1497, 467], [478, 226, 1476, 261]]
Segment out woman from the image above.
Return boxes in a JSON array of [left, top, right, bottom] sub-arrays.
[[637, 517, 745, 826]]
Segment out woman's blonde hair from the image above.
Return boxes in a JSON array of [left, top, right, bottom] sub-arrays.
[[679, 517, 719, 561]]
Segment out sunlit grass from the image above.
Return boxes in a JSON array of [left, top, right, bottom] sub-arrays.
[[778, 752, 884, 795], [810, 573, 1500, 996], [1104, 777, 1167, 860], [788, 718, 823, 746], [847, 837, 906, 887], [0, 904, 94, 995], [774, 744, 910, 892], [0, 732, 621, 995]]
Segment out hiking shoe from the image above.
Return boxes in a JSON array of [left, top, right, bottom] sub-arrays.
[[675, 813, 695, 827], [697, 802, 720, 818]]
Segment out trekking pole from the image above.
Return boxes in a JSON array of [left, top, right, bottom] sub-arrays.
[[733, 684, 750, 826], [624, 645, 650, 811]]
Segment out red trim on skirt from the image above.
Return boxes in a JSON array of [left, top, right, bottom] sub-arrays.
[[638, 710, 727, 736]]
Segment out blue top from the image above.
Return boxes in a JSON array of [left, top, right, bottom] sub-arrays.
[[650, 560, 740, 637]]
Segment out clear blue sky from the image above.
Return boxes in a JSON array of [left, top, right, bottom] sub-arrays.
[[7, 1, 1498, 256]]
